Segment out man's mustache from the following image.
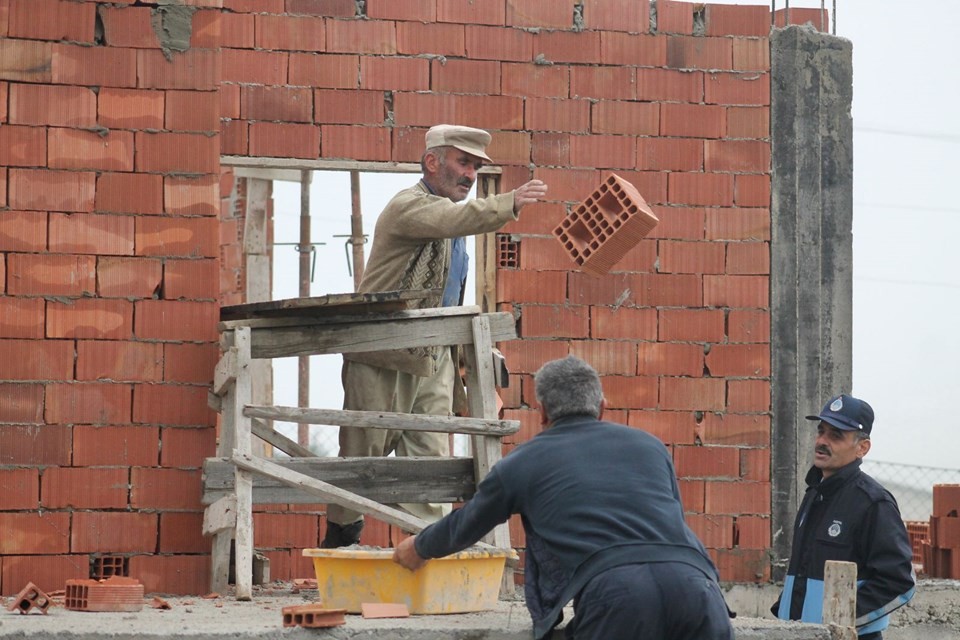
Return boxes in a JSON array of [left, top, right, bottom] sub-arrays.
[[458, 178, 473, 187], [815, 445, 831, 456]]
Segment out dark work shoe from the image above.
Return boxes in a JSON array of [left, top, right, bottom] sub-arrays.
[[320, 520, 364, 548]]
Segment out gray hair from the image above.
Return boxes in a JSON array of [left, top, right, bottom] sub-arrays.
[[534, 356, 603, 422], [420, 145, 450, 172]]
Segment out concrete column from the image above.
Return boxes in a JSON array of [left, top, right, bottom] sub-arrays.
[[769, 25, 854, 579]]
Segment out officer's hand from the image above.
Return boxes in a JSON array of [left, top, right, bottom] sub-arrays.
[[513, 179, 548, 212], [393, 535, 427, 571]]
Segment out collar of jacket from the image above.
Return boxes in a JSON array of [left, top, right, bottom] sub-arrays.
[[804, 457, 863, 496]]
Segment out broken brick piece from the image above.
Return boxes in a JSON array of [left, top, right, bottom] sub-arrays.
[[361, 602, 410, 619], [65, 576, 144, 613], [553, 173, 659, 277], [282, 605, 346, 629], [7, 582, 51, 615]]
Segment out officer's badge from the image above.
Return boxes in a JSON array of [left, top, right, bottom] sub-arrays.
[[828, 520, 842, 537], [830, 397, 843, 412]]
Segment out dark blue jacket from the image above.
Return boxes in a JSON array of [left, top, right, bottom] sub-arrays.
[[415, 415, 720, 639], [773, 459, 915, 636]]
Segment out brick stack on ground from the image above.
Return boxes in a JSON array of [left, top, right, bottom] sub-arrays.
[[923, 484, 960, 578]]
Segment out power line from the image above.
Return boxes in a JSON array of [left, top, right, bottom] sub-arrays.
[[855, 276, 960, 290], [854, 202, 960, 214], [854, 125, 960, 144]]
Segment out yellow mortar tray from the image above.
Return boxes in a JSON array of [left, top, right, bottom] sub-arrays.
[[303, 547, 516, 614]]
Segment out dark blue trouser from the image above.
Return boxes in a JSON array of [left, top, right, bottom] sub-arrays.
[[564, 562, 734, 640]]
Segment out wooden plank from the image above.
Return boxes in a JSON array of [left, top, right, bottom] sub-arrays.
[[243, 178, 270, 255], [220, 290, 434, 322], [249, 311, 517, 360], [231, 452, 431, 534], [202, 495, 237, 536], [219, 303, 480, 330], [244, 406, 520, 437], [210, 532, 232, 595], [233, 327, 254, 601], [213, 348, 237, 396], [823, 560, 857, 639], [221, 155, 502, 176], [464, 315, 513, 593], [202, 456, 476, 505], [251, 418, 315, 458]]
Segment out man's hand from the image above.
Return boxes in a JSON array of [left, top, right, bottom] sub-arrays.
[[513, 179, 548, 212], [393, 535, 427, 571]]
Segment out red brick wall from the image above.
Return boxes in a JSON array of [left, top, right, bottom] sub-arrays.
[[0, 0, 830, 593]]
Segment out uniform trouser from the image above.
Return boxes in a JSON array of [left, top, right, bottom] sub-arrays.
[[326, 349, 455, 526], [564, 562, 734, 640]]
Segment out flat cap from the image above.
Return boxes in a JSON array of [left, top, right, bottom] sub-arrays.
[[425, 124, 492, 162]]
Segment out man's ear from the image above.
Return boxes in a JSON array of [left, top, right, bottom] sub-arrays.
[[423, 149, 442, 175], [597, 398, 606, 421], [857, 437, 872, 458], [538, 404, 549, 427]]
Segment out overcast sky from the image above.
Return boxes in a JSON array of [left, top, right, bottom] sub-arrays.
[[270, 0, 960, 469]]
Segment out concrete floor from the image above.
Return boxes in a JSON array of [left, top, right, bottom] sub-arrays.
[[1, 580, 956, 639]]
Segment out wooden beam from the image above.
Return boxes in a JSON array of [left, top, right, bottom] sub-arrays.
[[221, 155, 502, 176], [246, 311, 517, 360], [233, 327, 254, 601], [244, 406, 520, 437], [823, 560, 857, 639], [220, 302, 476, 329], [212, 348, 237, 396], [251, 418, 315, 458], [203, 456, 476, 505], [202, 495, 237, 536], [231, 452, 430, 534]]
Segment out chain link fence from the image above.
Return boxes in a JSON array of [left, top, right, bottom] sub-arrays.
[[861, 459, 960, 522]]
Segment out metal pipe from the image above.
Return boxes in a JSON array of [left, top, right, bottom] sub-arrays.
[[349, 171, 365, 290]]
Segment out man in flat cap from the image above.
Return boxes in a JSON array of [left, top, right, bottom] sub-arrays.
[[321, 125, 548, 547], [773, 393, 915, 638]]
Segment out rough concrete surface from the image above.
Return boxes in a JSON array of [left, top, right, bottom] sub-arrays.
[[1, 580, 957, 639]]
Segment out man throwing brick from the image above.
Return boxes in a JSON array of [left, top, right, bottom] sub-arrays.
[[394, 356, 734, 640], [321, 124, 548, 548], [772, 394, 915, 638]]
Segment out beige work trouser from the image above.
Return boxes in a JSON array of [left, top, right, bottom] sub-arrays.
[[326, 348, 455, 526]]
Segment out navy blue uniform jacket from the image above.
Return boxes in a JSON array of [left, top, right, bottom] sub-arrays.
[[415, 415, 720, 640], [773, 459, 915, 636]]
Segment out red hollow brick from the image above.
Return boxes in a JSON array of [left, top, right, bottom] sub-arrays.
[[704, 4, 770, 37], [221, 48, 288, 85], [487, 130, 531, 166], [0, 468, 39, 510], [165, 175, 219, 217], [726, 106, 770, 140], [367, 0, 435, 22], [569, 134, 635, 170], [635, 137, 702, 171], [53, 43, 137, 88], [705, 208, 770, 242], [711, 547, 769, 582], [637, 342, 703, 377], [464, 25, 528, 61], [2, 555, 90, 596], [660, 102, 725, 139], [9, 168, 95, 212], [519, 304, 589, 339], [628, 409, 698, 445], [600, 375, 658, 409], [255, 14, 325, 52], [135, 217, 219, 259], [660, 377, 724, 411], [668, 172, 734, 207], [163, 258, 218, 300], [166, 90, 221, 132], [314, 88, 384, 124], [47, 298, 133, 340], [658, 308, 724, 342], [160, 426, 216, 467], [8, 84, 96, 127], [321, 125, 391, 161], [71, 512, 159, 554], [572, 66, 635, 101], [735, 174, 770, 207], [704, 480, 771, 515], [133, 384, 214, 428], [5, 253, 96, 296], [438, 0, 504, 26], [398, 21, 466, 57], [591, 101, 658, 136], [0, 210, 47, 251], [525, 97, 590, 133], [135, 299, 218, 341], [248, 122, 320, 159], [8, 0, 95, 42], [98, 88, 165, 130], [567, 271, 630, 306], [0, 298, 45, 340], [704, 139, 770, 173], [0, 338, 74, 381], [600, 31, 666, 67], [159, 512, 210, 553], [0, 124, 46, 167], [674, 445, 739, 479], [130, 468, 202, 510], [658, 240, 725, 274], [325, 18, 396, 54], [431, 58, 500, 95], [530, 133, 570, 169], [726, 241, 769, 275], [703, 274, 769, 309], [97, 256, 163, 298], [735, 515, 770, 549], [41, 467, 129, 509], [49, 212, 135, 256], [705, 72, 770, 106], [77, 340, 163, 382], [0, 424, 71, 466], [535, 30, 601, 65], [128, 554, 210, 595], [99, 5, 158, 48], [48, 128, 133, 172], [627, 272, 702, 307], [678, 479, 705, 512], [220, 119, 248, 155], [637, 67, 702, 102], [505, 1, 570, 29], [395, 92, 523, 130], [732, 37, 770, 72], [583, 0, 649, 32], [496, 340, 570, 375], [497, 269, 567, 305], [685, 513, 734, 548], [0, 39, 54, 84], [501, 62, 568, 99], [727, 379, 770, 412], [254, 512, 320, 548], [137, 48, 220, 91], [216, 12, 255, 49], [360, 56, 428, 91], [727, 308, 770, 344], [700, 413, 770, 447], [286, 0, 356, 17], [72, 425, 159, 467], [740, 447, 770, 481], [569, 340, 636, 375], [163, 342, 218, 384], [0, 512, 71, 554], [44, 381, 132, 426], [591, 306, 657, 341], [135, 131, 219, 174]]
